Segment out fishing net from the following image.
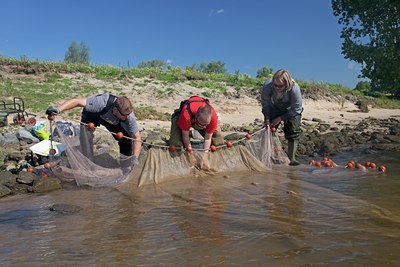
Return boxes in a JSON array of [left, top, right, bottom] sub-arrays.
[[48, 121, 290, 188]]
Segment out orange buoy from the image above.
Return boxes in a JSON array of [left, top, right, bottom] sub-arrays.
[[348, 160, 355, 166], [315, 161, 321, 167], [226, 141, 233, 147], [346, 162, 354, 168], [210, 145, 217, 152], [44, 162, 51, 169], [355, 163, 362, 169], [271, 127, 276, 132], [116, 132, 124, 139], [370, 162, 377, 169], [49, 148, 57, 155], [325, 161, 333, 168], [186, 146, 193, 153], [169, 144, 176, 152], [87, 122, 95, 129], [309, 159, 315, 165], [27, 167, 34, 173], [245, 133, 251, 139], [378, 165, 387, 173], [365, 161, 371, 168]]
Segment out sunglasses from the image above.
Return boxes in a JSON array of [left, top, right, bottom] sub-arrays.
[[274, 83, 285, 89]]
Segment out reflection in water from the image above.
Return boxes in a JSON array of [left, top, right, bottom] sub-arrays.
[[0, 151, 400, 266]]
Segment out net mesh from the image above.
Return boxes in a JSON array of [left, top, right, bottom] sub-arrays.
[[48, 122, 289, 188]]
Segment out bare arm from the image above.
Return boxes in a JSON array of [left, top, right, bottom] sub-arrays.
[[58, 98, 87, 112], [182, 130, 191, 150], [203, 132, 212, 151], [132, 132, 142, 157]]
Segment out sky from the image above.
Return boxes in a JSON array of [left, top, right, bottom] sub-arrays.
[[0, 0, 364, 88]]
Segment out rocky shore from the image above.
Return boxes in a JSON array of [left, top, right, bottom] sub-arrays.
[[1, 113, 400, 198]]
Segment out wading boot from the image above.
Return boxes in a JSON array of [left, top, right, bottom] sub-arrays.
[[288, 140, 300, 166]]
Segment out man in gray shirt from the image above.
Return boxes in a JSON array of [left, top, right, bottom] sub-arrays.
[[260, 69, 303, 165], [46, 93, 141, 165]]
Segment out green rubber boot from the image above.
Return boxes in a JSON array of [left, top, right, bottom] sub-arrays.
[[288, 140, 300, 166]]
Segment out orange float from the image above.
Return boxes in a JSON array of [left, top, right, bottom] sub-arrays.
[[325, 161, 332, 168], [364, 161, 371, 168], [271, 127, 276, 132], [87, 122, 95, 129], [210, 145, 217, 152], [49, 148, 57, 155], [245, 133, 251, 139], [27, 167, 34, 173], [346, 162, 354, 168], [226, 141, 233, 147], [370, 162, 377, 169], [378, 165, 387, 173], [315, 162, 321, 167], [116, 132, 124, 139], [169, 144, 176, 152], [309, 159, 315, 165], [44, 162, 51, 169], [186, 146, 193, 153]]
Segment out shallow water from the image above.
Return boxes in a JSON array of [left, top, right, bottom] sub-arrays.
[[1, 150, 400, 266]]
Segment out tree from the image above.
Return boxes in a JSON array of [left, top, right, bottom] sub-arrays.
[[332, 0, 400, 98], [196, 60, 226, 74], [354, 80, 372, 95], [78, 41, 90, 65], [205, 60, 226, 74], [64, 41, 90, 65], [137, 59, 165, 69], [256, 66, 273, 79]]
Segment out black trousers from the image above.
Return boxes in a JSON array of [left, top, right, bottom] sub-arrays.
[[81, 111, 133, 156]]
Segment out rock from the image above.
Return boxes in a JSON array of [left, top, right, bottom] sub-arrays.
[[312, 118, 323, 123], [49, 203, 81, 214], [0, 184, 12, 197], [17, 172, 37, 185], [0, 170, 17, 187], [33, 177, 62, 193], [389, 124, 400, 135], [3, 133, 19, 145]]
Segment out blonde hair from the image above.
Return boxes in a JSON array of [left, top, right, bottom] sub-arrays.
[[115, 96, 132, 114], [196, 104, 212, 125], [273, 69, 294, 91]]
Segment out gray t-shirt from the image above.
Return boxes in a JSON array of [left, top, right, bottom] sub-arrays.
[[85, 94, 139, 136]]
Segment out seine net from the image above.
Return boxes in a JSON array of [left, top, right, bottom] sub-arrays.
[[49, 122, 289, 188]]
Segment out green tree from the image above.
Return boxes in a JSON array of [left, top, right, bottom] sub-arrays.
[[64, 41, 79, 64], [256, 66, 273, 79], [137, 59, 165, 69], [207, 60, 226, 74], [354, 80, 372, 95], [64, 41, 90, 65], [332, 0, 400, 98], [78, 41, 90, 65]]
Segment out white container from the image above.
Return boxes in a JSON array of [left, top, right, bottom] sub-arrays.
[[29, 140, 65, 156]]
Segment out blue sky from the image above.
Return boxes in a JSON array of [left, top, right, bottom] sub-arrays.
[[0, 0, 364, 88]]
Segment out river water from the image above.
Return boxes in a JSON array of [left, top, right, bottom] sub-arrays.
[[1, 150, 399, 266]]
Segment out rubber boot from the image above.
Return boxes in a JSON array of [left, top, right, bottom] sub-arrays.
[[288, 140, 300, 166]]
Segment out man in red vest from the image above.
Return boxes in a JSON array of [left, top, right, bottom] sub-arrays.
[[169, 96, 224, 152]]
